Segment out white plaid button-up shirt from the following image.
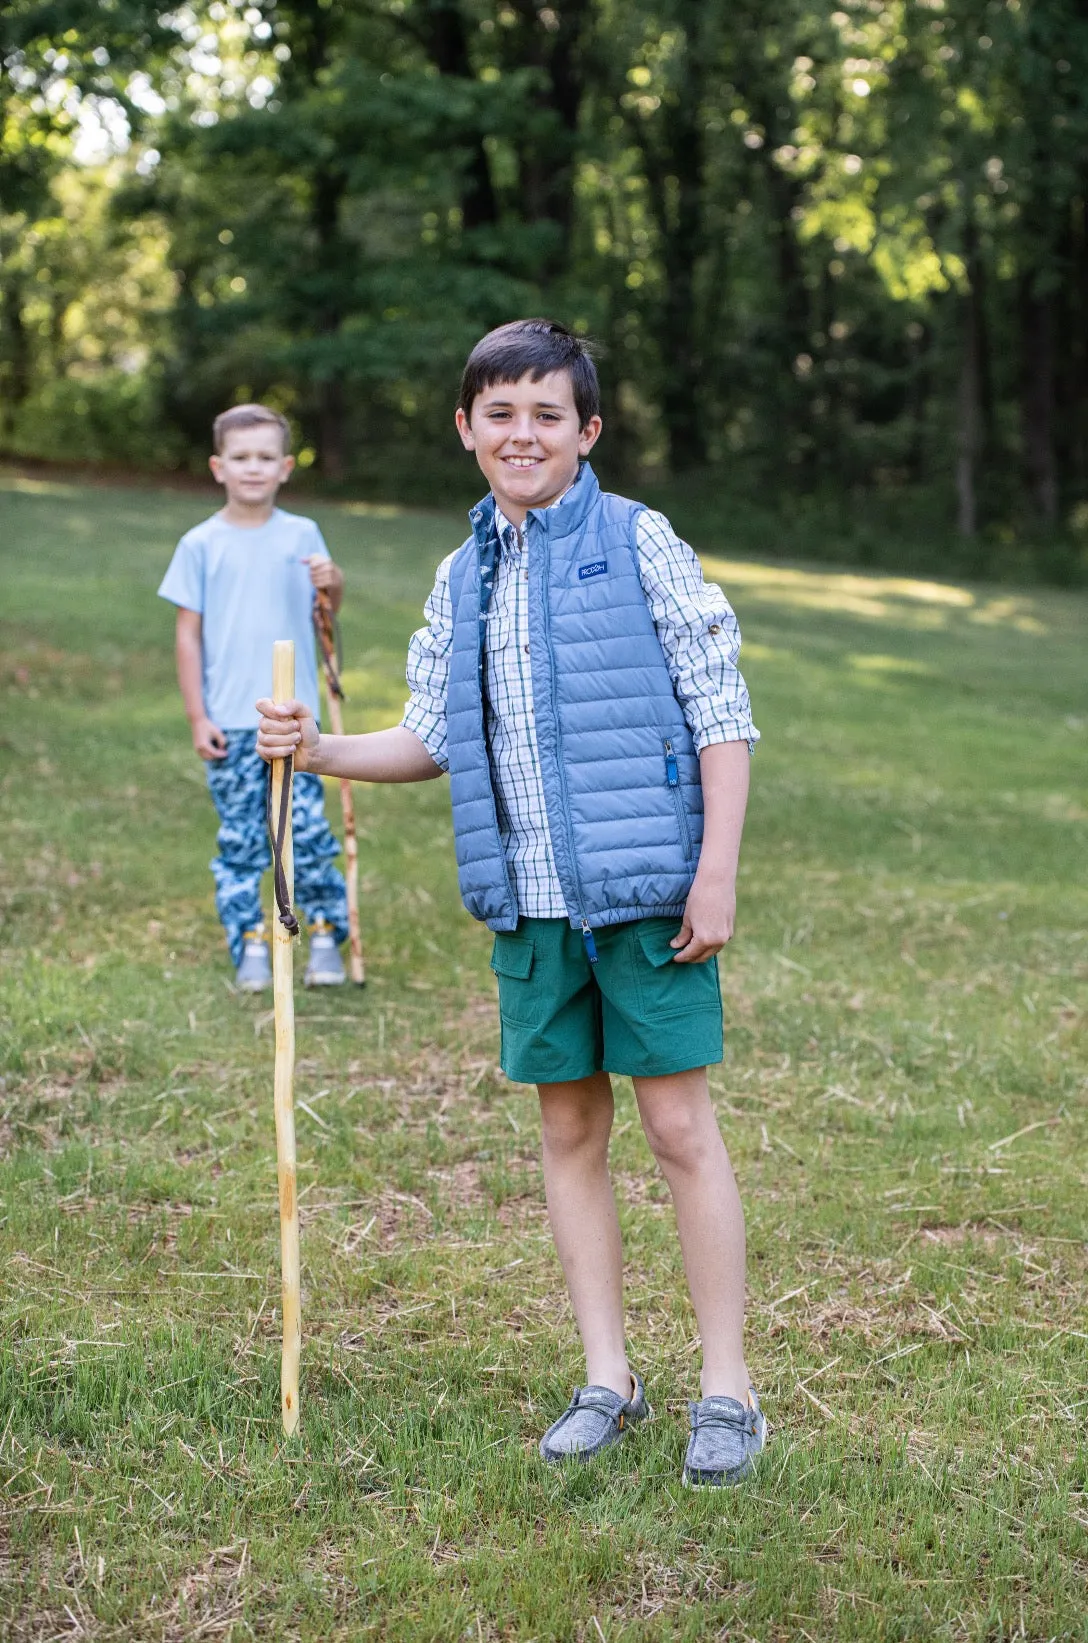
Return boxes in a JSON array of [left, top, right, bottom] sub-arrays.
[[402, 492, 759, 918]]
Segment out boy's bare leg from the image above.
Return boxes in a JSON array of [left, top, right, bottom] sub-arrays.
[[633, 1066, 750, 1402], [537, 1073, 631, 1399]]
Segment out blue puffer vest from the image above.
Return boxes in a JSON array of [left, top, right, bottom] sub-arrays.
[[446, 463, 703, 935]]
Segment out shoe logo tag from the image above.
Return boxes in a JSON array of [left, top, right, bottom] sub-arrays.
[[578, 559, 608, 581]]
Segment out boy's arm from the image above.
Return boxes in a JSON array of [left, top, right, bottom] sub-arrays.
[[636, 509, 759, 754], [175, 608, 227, 760], [303, 522, 344, 612], [671, 740, 749, 962], [259, 548, 455, 782], [255, 702, 442, 782], [632, 509, 758, 963]]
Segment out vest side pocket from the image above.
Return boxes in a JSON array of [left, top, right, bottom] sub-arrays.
[[663, 738, 694, 863]]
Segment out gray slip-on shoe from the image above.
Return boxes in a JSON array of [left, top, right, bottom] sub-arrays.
[[683, 1387, 767, 1488], [304, 922, 345, 987], [235, 929, 271, 993], [539, 1372, 651, 1463]]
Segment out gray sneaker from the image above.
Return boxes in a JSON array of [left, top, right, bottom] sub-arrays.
[[683, 1388, 767, 1488], [539, 1373, 651, 1463], [235, 928, 271, 992], [304, 921, 345, 987]]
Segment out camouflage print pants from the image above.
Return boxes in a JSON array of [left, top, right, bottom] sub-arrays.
[[205, 729, 349, 966]]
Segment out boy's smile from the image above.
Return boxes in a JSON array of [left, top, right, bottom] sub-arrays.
[[456, 370, 602, 527]]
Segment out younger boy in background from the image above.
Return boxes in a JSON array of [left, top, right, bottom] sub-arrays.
[[159, 403, 350, 990]]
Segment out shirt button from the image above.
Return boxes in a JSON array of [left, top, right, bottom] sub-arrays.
[[523, 643, 530, 654], [708, 623, 721, 635]]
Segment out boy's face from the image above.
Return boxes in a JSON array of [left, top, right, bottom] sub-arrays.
[[210, 423, 294, 506], [455, 370, 602, 523]]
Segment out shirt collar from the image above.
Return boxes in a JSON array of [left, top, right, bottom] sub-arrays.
[[494, 479, 577, 557]]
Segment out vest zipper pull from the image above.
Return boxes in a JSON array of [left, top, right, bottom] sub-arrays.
[[664, 739, 679, 787], [581, 919, 599, 964]]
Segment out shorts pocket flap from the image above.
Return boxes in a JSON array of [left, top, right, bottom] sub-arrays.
[[490, 936, 534, 981], [636, 921, 682, 968]]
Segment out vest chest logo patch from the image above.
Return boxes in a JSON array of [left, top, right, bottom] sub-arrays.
[[578, 559, 608, 581]]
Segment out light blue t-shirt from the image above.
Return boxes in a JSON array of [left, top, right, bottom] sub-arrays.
[[158, 508, 329, 729]]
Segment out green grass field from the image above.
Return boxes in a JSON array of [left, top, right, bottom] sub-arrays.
[[1, 471, 1086, 1642]]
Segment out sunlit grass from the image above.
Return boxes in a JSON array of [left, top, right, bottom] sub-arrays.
[[704, 555, 1059, 634], [1, 477, 1086, 1640]]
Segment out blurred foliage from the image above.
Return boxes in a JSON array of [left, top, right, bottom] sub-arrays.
[[2, 0, 1088, 575]]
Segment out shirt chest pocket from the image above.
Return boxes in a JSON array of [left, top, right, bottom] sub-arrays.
[[483, 572, 527, 662]]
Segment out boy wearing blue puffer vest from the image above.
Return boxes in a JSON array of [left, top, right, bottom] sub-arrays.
[[256, 321, 765, 1487]]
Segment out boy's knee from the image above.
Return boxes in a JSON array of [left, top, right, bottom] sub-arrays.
[[641, 1103, 705, 1171], [540, 1097, 611, 1158]]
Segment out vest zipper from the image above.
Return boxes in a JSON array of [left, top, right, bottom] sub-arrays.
[[664, 738, 694, 862], [475, 531, 519, 926], [539, 523, 598, 963]]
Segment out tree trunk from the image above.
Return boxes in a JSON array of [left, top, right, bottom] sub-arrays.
[[0, 270, 31, 440], [311, 154, 348, 480], [1019, 274, 1058, 526], [1054, 181, 1087, 498], [631, 3, 712, 471], [955, 204, 992, 537], [509, 0, 591, 275], [905, 320, 932, 484], [317, 376, 345, 483], [956, 289, 981, 538], [425, 0, 499, 231], [742, 82, 812, 483]]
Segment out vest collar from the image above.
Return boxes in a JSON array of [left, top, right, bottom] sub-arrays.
[[467, 462, 600, 550]]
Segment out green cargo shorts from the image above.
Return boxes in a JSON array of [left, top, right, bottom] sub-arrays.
[[490, 916, 723, 1085]]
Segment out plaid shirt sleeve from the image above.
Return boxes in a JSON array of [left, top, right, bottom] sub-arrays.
[[636, 510, 760, 753], [400, 550, 456, 772]]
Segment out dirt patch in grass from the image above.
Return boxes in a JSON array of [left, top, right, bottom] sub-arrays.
[[1, 1070, 128, 1159], [369, 1188, 434, 1250], [141, 1543, 255, 1642], [613, 1168, 671, 1209], [426, 1159, 489, 1213], [599, 1550, 757, 1623], [917, 1221, 1022, 1250], [427, 1158, 545, 1229], [2, 1076, 83, 1157]]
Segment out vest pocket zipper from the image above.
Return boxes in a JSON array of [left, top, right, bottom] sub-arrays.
[[663, 738, 694, 862]]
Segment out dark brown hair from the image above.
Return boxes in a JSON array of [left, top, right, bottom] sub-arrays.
[[458, 319, 600, 428], [212, 403, 291, 454]]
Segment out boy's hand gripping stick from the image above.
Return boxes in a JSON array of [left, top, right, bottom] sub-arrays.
[[269, 639, 301, 1436]]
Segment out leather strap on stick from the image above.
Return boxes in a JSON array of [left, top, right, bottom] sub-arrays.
[[266, 751, 300, 936]]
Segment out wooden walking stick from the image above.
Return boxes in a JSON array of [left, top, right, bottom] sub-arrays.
[[313, 589, 365, 985], [269, 639, 301, 1437]]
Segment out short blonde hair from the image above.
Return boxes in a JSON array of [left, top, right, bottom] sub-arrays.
[[213, 403, 291, 454]]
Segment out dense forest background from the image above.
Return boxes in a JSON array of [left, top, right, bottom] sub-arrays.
[[3, 0, 1088, 577]]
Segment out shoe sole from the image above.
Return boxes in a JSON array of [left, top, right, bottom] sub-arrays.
[[303, 973, 346, 987], [236, 978, 271, 993]]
